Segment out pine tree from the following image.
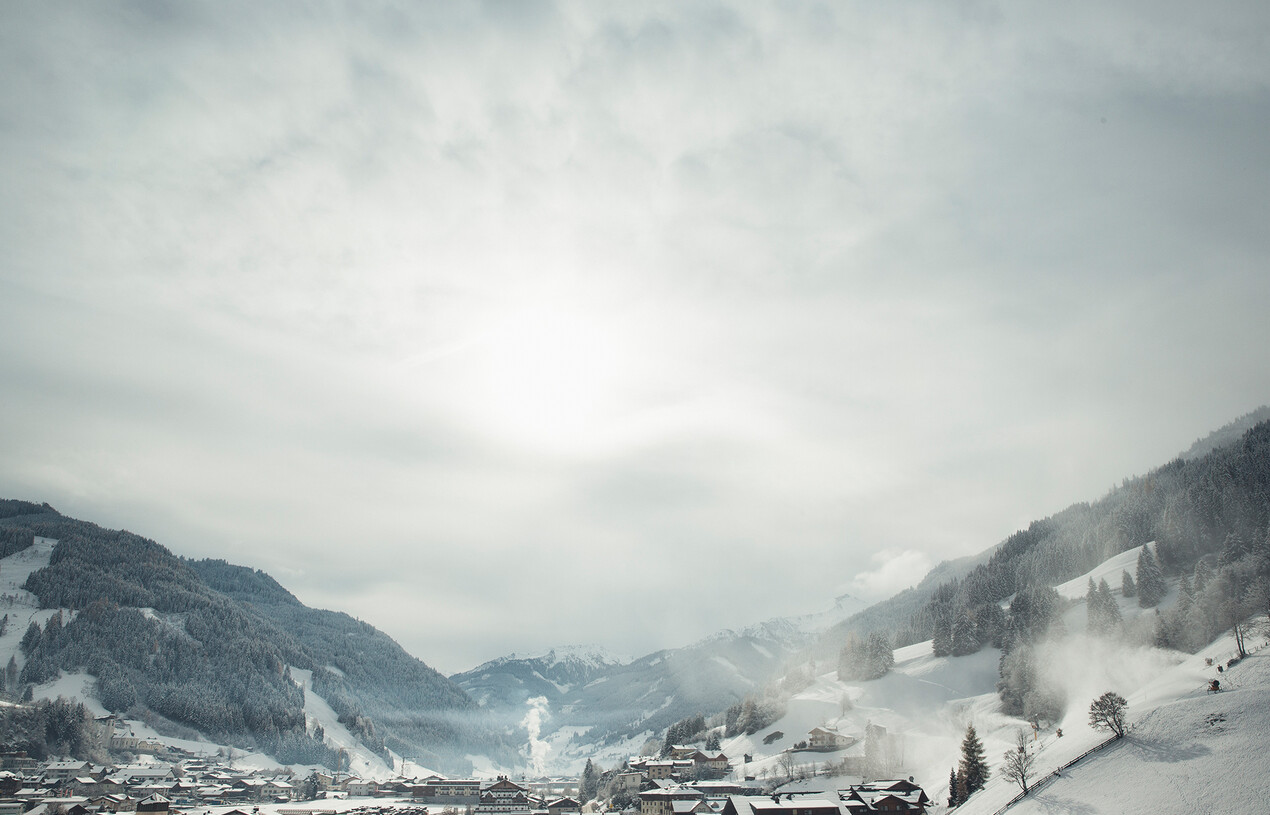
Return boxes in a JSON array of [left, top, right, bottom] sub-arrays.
[[1121, 570, 1136, 598], [1085, 579, 1102, 634], [947, 768, 960, 807], [866, 631, 895, 678], [932, 615, 952, 657], [1137, 546, 1166, 608], [958, 723, 989, 795], [1097, 579, 1121, 632], [19, 621, 41, 656], [951, 608, 981, 656], [580, 759, 598, 803], [1193, 559, 1213, 593]]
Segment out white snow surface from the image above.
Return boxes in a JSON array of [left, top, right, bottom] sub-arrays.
[[959, 634, 1270, 815], [291, 667, 393, 780], [473, 645, 630, 672], [731, 547, 1269, 815], [1053, 544, 1146, 600]]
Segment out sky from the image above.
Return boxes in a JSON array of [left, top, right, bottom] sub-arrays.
[[2, 1, 1269, 675]]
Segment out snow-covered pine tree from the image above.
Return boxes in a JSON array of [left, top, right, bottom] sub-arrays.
[[1137, 546, 1166, 607], [1121, 570, 1136, 598], [580, 759, 598, 803], [932, 614, 952, 657], [1096, 578, 1121, 632], [951, 608, 980, 656], [1085, 578, 1102, 634], [958, 723, 989, 795]]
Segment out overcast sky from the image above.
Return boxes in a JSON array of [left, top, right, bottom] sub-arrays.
[[2, 1, 1269, 675]]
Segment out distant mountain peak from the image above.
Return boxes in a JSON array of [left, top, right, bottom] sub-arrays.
[[470, 645, 629, 674]]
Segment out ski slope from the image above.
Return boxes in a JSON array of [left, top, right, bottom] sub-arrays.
[[959, 632, 1270, 815], [730, 545, 1268, 815]]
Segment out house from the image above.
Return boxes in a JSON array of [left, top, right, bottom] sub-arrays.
[[89, 794, 134, 812], [263, 779, 296, 800], [698, 754, 730, 775], [840, 781, 929, 815], [475, 777, 531, 815], [643, 761, 678, 781], [351, 778, 378, 797], [546, 797, 581, 815], [721, 795, 842, 815], [43, 761, 93, 782], [639, 786, 705, 815], [418, 778, 481, 802], [135, 794, 170, 814], [807, 728, 855, 751]]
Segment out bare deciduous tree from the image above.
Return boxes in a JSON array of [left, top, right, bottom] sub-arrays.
[[1001, 729, 1037, 794], [1088, 691, 1129, 738]]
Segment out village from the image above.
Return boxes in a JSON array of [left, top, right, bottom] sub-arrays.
[[0, 718, 928, 815]]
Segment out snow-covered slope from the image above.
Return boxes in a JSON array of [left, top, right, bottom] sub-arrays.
[[730, 547, 1268, 815], [0, 538, 395, 777], [958, 634, 1270, 815], [451, 598, 871, 774], [453, 645, 629, 707]]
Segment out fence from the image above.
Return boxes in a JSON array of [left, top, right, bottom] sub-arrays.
[[983, 735, 1118, 815]]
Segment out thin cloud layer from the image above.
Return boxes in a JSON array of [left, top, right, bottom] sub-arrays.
[[2, 1, 1269, 672]]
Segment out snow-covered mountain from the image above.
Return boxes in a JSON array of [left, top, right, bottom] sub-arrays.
[[454, 646, 630, 707], [720, 546, 1269, 815], [451, 595, 870, 772]]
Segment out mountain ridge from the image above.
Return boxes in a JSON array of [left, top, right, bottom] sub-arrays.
[[0, 508, 509, 774]]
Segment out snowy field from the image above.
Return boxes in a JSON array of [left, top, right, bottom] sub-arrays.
[[960, 634, 1270, 815], [725, 545, 1268, 815]]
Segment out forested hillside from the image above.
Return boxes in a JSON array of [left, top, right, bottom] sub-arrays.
[[188, 558, 492, 766], [0, 506, 509, 773], [878, 416, 1270, 721]]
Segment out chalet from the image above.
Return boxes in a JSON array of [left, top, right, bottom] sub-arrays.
[[684, 781, 763, 798], [475, 777, 531, 815], [344, 778, 373, 797], [528, 779, 580, 800], [135, 794, 170, 814], [547, 797, 581, 815], [722, 795, 842, 815], [698, 754, 729, 775], [98, 794, 137, 812], [43, 762, 92, 782], [68, 776, 104, 796], [639, 786, 705, 815], [418, 778, 481, 801], [263, 779, 296, 800], [15, 788, 52, 801], [0, 753, 37, 772], [840, 780, 928, 815], [115, 767, 174, 784], [642, 761, 678, 781], [807, 728, 855, 751]]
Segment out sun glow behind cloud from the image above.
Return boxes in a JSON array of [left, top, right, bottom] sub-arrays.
[[425, 295, 653, 453], [2, 1, 1270, 672]]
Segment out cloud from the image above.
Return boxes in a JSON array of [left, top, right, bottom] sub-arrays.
[[2, 2, 1270, 673], [847, 550, 936, 602]]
